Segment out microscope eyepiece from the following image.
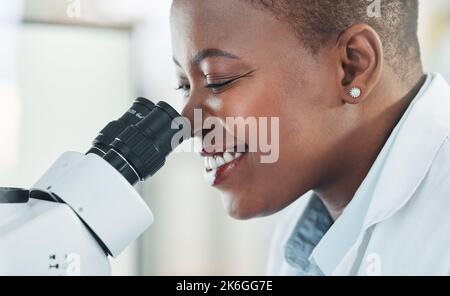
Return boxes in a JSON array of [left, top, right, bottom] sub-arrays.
[[103, 101, 188, 185], [87, 97, 155, 156]]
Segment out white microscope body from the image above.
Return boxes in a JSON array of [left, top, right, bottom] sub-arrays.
[[0, 99, 187, 276], [0, 152, 153, 276]]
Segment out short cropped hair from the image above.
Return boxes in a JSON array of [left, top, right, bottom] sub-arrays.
[[248, 0, 421, 79]]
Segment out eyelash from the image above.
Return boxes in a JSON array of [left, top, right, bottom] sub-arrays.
[[176, 71, 254, 96], [205, 79, 236, 92], [207, 70, 255, 93], [175, 80, 233, 96]]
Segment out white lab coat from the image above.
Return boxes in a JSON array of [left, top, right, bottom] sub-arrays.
[[267, 73, 450, 276]]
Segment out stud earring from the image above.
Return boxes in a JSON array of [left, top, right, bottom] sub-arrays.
[[349, 87, 361, 99]]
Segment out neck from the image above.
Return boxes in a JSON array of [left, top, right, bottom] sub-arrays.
[[315, 71, 426, 221]]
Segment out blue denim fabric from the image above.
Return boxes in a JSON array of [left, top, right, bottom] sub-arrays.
[[284, 194, 333, 276]]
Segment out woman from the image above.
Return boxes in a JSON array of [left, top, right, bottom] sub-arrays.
[[170, 0, 450, 275]]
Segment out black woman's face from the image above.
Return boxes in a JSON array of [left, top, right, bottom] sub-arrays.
[[171, 0, 345, 219]]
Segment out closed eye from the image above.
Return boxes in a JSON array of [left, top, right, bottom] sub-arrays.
[[205, 70, 255, 93], [205, 80, 235, 91]]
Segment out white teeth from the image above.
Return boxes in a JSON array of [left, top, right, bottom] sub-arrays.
[[223, 152, 234, 163], [204, 151, 245, 171], [215, 155, 225, 166], [208, 157, 218, 170]]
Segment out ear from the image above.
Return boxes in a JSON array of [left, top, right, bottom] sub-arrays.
[[335, 23, 383, 104]]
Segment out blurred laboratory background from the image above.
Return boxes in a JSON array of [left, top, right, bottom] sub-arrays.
[[1, 0, 449, 275]]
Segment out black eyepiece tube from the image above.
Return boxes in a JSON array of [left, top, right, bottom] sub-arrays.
[[103, 101, 188, 185], [87, 97, 155, 156]]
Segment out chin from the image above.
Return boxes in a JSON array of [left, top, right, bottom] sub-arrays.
[[219, 191, 274, 220]]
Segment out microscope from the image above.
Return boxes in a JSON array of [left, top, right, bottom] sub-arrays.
[[0, 98, 188, 275]]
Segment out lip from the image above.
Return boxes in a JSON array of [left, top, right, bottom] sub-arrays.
[[203, 151, 248, 187]]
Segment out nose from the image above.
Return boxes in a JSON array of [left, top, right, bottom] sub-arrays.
[[182, 99, 200, 138], [181, 95, 217, 139]]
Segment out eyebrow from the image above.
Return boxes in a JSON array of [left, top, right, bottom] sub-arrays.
[[173, 48, 239, 68]]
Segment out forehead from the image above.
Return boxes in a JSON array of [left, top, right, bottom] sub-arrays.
[[170, 0, 300, 67]]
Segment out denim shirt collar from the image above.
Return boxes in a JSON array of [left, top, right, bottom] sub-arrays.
[[284, 194, 332, 275]]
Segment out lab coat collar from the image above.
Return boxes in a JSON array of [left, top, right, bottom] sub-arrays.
[[364, 73, 450, 227], [310, 73, 450, 275]]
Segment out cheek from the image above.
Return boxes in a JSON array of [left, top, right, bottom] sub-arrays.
[[211, 65, 337, 218], [212, 71, 324, 158], [217, 76, 294, 123]]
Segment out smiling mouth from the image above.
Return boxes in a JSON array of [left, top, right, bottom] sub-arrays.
[[201, 146, 248, 186], [203, 150, 246, 171]]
